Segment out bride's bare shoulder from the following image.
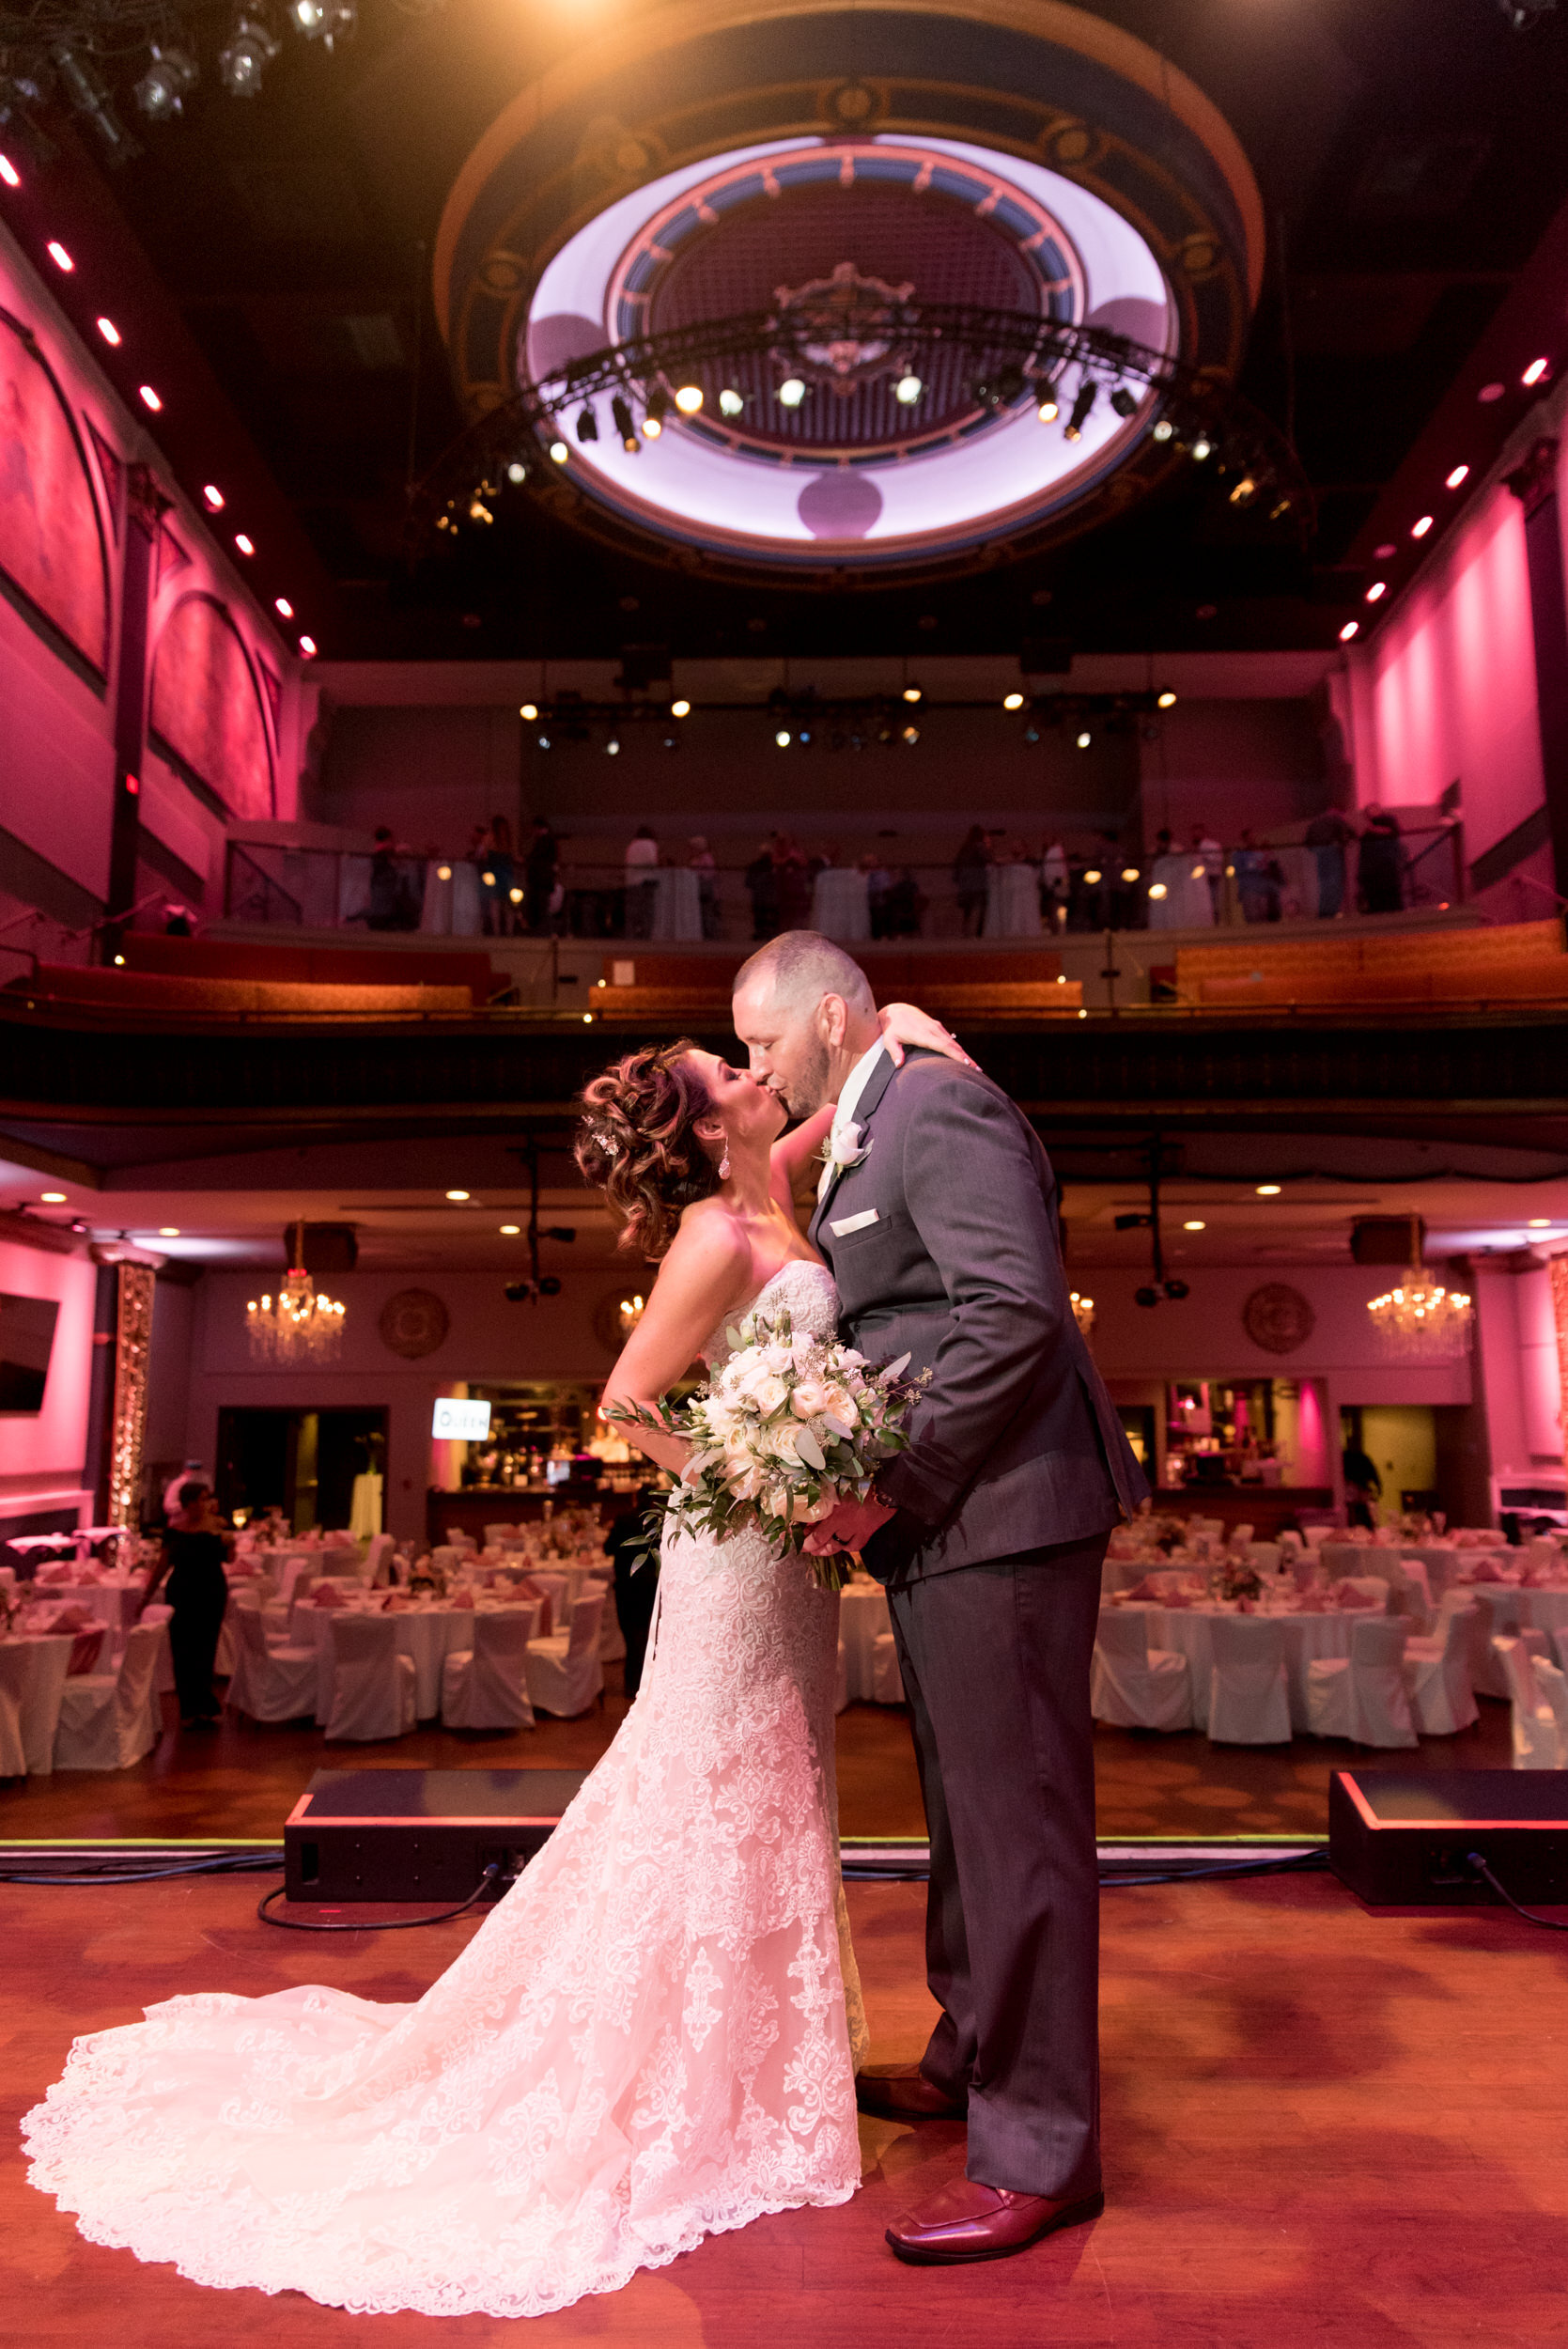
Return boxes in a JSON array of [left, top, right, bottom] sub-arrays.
[[662, 1196, 754, 1294]]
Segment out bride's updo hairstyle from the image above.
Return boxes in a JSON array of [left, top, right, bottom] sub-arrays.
[[575, 1040, 722, 1260]]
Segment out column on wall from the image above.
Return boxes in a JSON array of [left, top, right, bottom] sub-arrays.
[[1505, 436, 1568, 903], [105, 1261, 156, 1527], [101, 466, 169, 962]]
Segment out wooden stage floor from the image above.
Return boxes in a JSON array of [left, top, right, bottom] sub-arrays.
[[7, 1866, 1567, 2346], [0, 1667, 1515, 1844]]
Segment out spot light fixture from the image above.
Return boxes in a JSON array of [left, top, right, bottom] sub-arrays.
[[0, 155, 20, 189], [1366, 582, 1387, 603], [670, 698, 691, 718], [719, 388, 745, 417], [1063, 381, 1097, 442], [777, 378, 806, 409], [1076, 731, 1092, 750], [1523, 358, 1549, 386], [1109, 383, 1138, 419], [1037, 397, 1060, 424], [1121, 865, 1140, 883], [1152, 417, 1174, 441], [202, 485, 225, 511], [575, 404, 598, 443], [1002, 692, 1025, 711], [46, 241, 73, 272], [674, 383, 704, 413], [218, 9, 281, 96], [1256, 1183, 1281, 1196], [903, 685, 922, 703], [234, 533, 255, 555], [1340, 620, 1359, 642], [612, 394, 639, 451], [1157, 690, 1177, 708], [1190, 435, 1213, 461], [1184, 1219, 1205, 1232], [550, 441, 568, 464], [894, 374, 923, 404], [520, 702, 537, 720], [445, 1189, 470, 1202], [139, 385, 163, 412], [775, 729, 791, 748]]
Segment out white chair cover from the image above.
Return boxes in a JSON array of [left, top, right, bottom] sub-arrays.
[[1469, 1587, 1525, 1699], [141, 1601, 176, 1694], [1305, 1616, 1416, 1748], [1393, 1555, 1436, 1632], [441, 1610, 536, 1731], [1091, 1608, 1191, 1731], [525, 1594, 606, 1718], [1496, 1635, 1566, 1768], [1532, 1656, 1568, 1767], [1403, 1595, 1480, 1736], [871, 1629, 907, 1704], [482, 1524, 520, 1550], [53, 1623, 163, 1770], [363, 1533, 396, 1587], [1205, 1614, 1291, 1745], [225, 1603, 318, 1724], [0, 1642, 30, 1775], [1340, 1576, 1391, 1610], [324, 1611, 417, 1741]]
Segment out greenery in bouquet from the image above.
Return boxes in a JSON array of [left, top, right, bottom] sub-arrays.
[[606, 1302, 926, 1592]]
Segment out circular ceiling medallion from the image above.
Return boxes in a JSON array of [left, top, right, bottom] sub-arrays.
[[379, 1288, 451, 1360], [1242, 1283, 1316, 1356], [435, 0, 1262, 582]]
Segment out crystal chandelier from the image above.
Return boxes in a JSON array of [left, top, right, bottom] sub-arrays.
[[1069, 1289, 1095, 1340], [247, 1221, 346, 1361], [1367, 1221, 1471, 1358]]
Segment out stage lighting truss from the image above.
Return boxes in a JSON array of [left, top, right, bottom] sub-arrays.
[[507, 683, 1175, 751], [410, 302, 1315, 561]]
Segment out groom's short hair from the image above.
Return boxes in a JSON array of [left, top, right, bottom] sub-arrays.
[[734, 930, 876, 1019]]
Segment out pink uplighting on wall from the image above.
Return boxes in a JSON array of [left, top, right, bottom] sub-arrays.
[[138, 384, 163, 412], [45, 241, 73, 273], [96, 317, 121, 347], [0, 154, 22, 190]]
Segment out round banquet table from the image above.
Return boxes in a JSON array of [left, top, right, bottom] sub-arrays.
[[983, 864, 1042, 937], [47, 1579, 144, 1651], [811, 868, 871, 942], [0, 1634, 75, 1774], [1134, 1604, 1356, 1734], [839, 1580, 893, 1701], [649, 868, 703, 941], [1319, 1543, 1507, 1599], [293, 1601, 536, 1721]]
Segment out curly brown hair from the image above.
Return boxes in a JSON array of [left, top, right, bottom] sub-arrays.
[[574, 1040, 721, 1260]]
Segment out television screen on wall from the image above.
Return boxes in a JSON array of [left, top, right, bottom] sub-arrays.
[[0, 1294, 60, 1413]]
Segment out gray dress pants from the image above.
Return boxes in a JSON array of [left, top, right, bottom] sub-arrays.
[[887, 1529, 1109, 2200]]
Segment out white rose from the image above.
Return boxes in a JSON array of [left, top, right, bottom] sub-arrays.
[[824, 1385, 858, 1424], [726, 1460, 767, 1501], [790, 1378, 830, 1420], [767, 1421, 803, 1466], [792, 1490, 836, 1523], [753, 1373, 788, 1415], [764, 1344, 792, 1373]]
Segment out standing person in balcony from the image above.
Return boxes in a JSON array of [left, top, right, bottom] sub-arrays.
[[1304, 806, 1356, 918], [479, 816, 517, 937], [744, 838, 779, 940], [1358, 805, 1405, 914], [524, 817, 559, 936], [688, 836, 721, 939], [1190, 822, 1223, 920], [1040, 836, 1068, 929], [770, 832, 812, 930], [625, 824, 660, 939], [953, 823, 990, 936]]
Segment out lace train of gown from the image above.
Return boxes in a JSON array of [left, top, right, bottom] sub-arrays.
[[23, 1261, 867, 2319]]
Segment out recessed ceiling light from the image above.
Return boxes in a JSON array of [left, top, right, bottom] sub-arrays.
[[46, 241, 73, 272], [1339, 621, 1359, 642], [0, 153, 20, 188], [1411, 515, 1433, 537], [138, 384, 163, 412], [1365, 581, 1387, 603], [1256, 1183, 1281, 1196], [1522, 359, 1549, 387], [159, 1226, 180, 1237], [202, 485, 224, 511], [1183, 1219, 1205, 1231], [1157, 690, 1177, 708], [1446, 464, 1469, 490], [670, 698, 691, 718], [40, 1190, 67, 1204], [1002, 692, 1025, 710], [500, 1222, 520, 1235], [234, 533, 255, 556], [445, 1189, 470, 1202], [274, 597, 293, 619], [96, 317, 121, 347]]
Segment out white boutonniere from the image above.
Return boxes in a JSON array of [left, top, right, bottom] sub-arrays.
[[819, 1120, 873, 1183]]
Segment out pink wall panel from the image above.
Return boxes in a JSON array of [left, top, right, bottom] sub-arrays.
[[149, 592, 275, 822], [0, 1239, 97, 1520], [0, 307, 109, 674], [1354, 484, 1543, 858]]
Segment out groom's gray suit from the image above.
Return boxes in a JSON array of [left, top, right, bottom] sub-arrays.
[[809, 1045, 1147, 2201]]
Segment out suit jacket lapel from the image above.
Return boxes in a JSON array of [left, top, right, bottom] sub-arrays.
[[812, 1046, 902, 1245]]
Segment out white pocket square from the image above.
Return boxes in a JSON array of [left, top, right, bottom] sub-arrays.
[[831, 1207, 880, 1237]]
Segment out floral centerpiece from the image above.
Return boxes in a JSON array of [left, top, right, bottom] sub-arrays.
[[608, 1300, 925, 1592], [1210, 1554, 1264, 1604]]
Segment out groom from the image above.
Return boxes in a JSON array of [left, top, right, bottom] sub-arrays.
[[733, 931, 1147, 2265]]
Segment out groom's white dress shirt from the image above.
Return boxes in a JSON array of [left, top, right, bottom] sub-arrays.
[[817, 1038, 886, 1200]]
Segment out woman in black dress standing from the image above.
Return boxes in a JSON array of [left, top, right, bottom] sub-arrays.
[[143, 1482, 233, 1730]]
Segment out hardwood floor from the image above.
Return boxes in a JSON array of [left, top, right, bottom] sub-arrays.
[[0, 1668, 1514, 1843], [8, 1867, 1566, 2345]]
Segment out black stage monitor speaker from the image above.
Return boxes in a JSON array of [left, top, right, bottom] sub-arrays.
[[285, 1767, 589, 1905], [1329, 1768, 1568, 1908]]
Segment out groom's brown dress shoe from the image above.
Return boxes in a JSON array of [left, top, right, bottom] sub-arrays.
[[854, 2063, 966, 2122], [885, 2177, 1105, 2264]]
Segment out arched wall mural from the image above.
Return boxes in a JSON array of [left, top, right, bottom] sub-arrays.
[[149, 591, 274, 820], [0, 306, 110, 675]]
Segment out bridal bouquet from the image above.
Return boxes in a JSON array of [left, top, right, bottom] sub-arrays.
[[607, 1301, 924, 1591]]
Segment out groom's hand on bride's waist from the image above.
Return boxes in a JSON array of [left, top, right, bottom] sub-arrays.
[[802, 1496, 897, 1556]]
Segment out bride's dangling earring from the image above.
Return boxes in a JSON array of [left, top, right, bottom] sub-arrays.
[[718, 1146, 732, 1181]]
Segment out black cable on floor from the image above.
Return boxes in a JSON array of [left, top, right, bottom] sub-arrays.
[[1098, 1849, 1331, 1889], [0, 1851, 284, 1885], [1466, 1850, 1568, 1931], [256, 1862, 505, 1933]]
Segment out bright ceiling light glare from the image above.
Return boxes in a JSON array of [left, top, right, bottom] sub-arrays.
[[500, 1222, 520, 1235], [1446, 464, 1470, 490], [894, 373, 923, 405], [606, 737, 621, 754], [674, 383, 704, 413], [1190, 435, 1212, 461], [436, 863, 452, 880], [445, 1189, 471, 1202], [1411, 514, 1433, 537], [776, 377, 806, 408], [1152, 416, 1173, 441], [902, 723, 920, 744], [1148, 881, 1168, 900], [158, 1225, 180, 1237], [1036, 397, 1060, 424], [1120, 865, 1140, 883], [202, 484, 224, 511], [46, 240, 73, 272], [1529, 1217, 1553, 1228], [96, 316, 122, 347], [1256, 1183, 1282, 1196], [39, 1190, 68, 1204], [1076, 730, 1092, 749], [298, 634, 317, 658], [1523, 358, 1549, 387], [505, 459, 527, 484], [274, 596, 293, 618], [234, 532, 255, 555], [0, 153, 20, 188], [520, 702, 538, 721], [138, 385, 163, 412], [1157, 690, 1177, 708], [641, 413, 662, 439], [550, 440, 569, 464], [774, 728, 792, 747], [1183, 1219, 1206, 1232], [1365, 581, 1387, 603], [1340, 620, 1359, 642], [1082, 867, 1102, 885], [670, 697, 691, 718], [719, 387, 745, 417], [1002, 692, 1025, 710], [903, 685, 922, 703]]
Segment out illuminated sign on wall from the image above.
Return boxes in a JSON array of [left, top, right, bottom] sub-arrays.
[[431, 1396, 491, 1442]]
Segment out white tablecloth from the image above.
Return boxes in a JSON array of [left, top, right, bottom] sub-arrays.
[[812, 869, 871, 941], [1320, 1544, 1508, 1599], [2, 1635, 75, 1774], [984, 864, 1042, 937], [294, 1603, 531, 1720], [1136, 1604, 1355, 1733], [649, 868, 703, 941], [839, 1581, 892, 1701]]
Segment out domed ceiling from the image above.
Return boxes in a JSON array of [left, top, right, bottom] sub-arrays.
[[434, 0, 1265, 583]]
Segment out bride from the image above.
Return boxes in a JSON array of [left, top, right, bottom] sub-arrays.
[[23, 1001, 963, 2321]]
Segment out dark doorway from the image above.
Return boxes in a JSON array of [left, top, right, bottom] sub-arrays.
[[216, 1408, 387, 1532]]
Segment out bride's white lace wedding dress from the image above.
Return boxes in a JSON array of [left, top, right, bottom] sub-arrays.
[[23, 1260, 865, 2319]]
